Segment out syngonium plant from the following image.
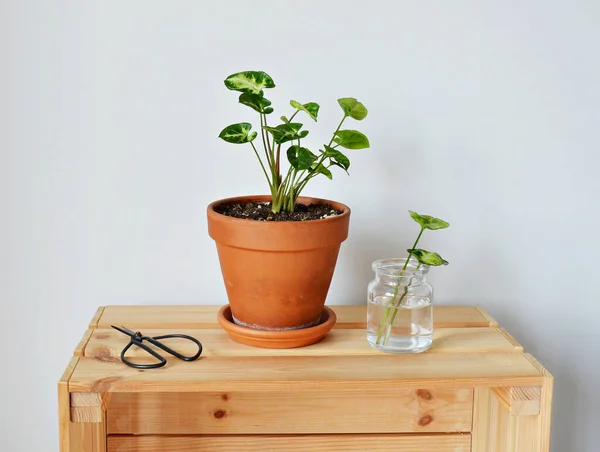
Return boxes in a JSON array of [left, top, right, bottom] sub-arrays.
[[218, 71, 370, 213], [377, 211, 450, 346]]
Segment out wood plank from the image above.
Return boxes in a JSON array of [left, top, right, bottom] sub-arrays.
[[89, 306, 105, 329], [498, 327, 523, 351], [83, 326, 522, 361], [107, 388, 473, 434], [98, 305, 494, 329], [58, 357, 80, 452], [74, 329, 94, 357], [525, 354, 554, 452], [69, 352, 545, 393], [107, 433, 472, 452], [476, 306, 499, 327], [70, 421, 107, 452], [493, 386, 541, 416], [471, 387, 493, 451]]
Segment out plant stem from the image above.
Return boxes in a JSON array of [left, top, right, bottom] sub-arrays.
[[327, 115, 347, 147], [250, 141, 272, 187], [375, 227, 425, 346]]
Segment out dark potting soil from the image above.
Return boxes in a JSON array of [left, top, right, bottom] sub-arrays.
[[215, 202, 343, 221]]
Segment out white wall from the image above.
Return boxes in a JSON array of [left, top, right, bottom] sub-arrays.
[[2, 1, 599, 450]]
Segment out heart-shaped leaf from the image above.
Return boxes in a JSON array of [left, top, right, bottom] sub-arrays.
[[239, 93, 274, 114], [224, 71, 275, 95], [290, 100, 320, 121], [409, 211, 450, 230], [218, 123, 258, 144], [324, 145, 350, 172], [407, 249, 449, 267], [263, 123, 308, 144], [311, 162, 333, 180], [333, 130, 370, 149], [337, 98, 368, 120], [287, 145, 318, 170]]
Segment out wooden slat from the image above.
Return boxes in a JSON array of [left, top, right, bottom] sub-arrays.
[[70, 422, 107, 452], [107, 433, 472, 452], [493, 386, 541, 416], [476, 306, 498, 327], [97, 305, 494, 329], [106, 388, 473, 434], [58, 357, 80, 452], [89, 306, 105, 329], [83, 326, 522, 361], [74, 330, 94, 357], [471, 387, 492, 451], [69, 352, 545, 393], [525, 354, 554, 452]]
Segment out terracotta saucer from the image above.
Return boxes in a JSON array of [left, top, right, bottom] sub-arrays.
[[217, 305, 337, 349]]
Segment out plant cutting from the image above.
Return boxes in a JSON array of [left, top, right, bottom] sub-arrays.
[[208, 70, 370, 348], [367, 210, 449, 353]]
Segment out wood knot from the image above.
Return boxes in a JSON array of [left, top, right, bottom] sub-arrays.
[[416, 389, 433, 400], [221, 394, 229, 401], [213, 409, 227, 419], [95, 333, 109, 340], [418, 414, 434, 426]]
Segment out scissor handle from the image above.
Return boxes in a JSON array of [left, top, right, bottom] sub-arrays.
[[120, 340, 167, 369], [148, 334, 203, 362]]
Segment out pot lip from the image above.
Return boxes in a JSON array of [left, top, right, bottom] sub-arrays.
[[207, 194, 351, 224]]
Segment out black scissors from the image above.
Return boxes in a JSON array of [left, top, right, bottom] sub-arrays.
[[111, 325, 203, 369]]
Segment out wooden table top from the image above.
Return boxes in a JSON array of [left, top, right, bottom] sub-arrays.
[[62, 305, 549, 394]]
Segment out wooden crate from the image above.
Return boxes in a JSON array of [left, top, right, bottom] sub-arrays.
[[59, 305, 552, 451]]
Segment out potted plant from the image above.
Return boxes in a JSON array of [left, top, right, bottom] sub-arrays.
[[207, 70, 369, 348]]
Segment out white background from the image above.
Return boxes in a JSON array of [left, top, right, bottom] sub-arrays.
[[2, 1, 599, 450]]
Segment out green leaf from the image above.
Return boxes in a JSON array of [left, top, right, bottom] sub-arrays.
[[408, 211, 450, 230], [238, 93, 274, 114], [407, 249, 449, 267], [281, 115, 289, 123], [311, 162, 333, 180], [263, 123, 308, 144], [287, 145, 317, 170], [290, 100, 320, 121], [218, 123, 257, 144], [224, 71, 275, 95], [337, 98, 368, 120], [333, 130, 370, 149], [324, 145, 350, 172]]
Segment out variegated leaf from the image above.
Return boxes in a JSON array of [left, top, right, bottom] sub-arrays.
[[409, 211, 450, 230], [287, 145, 318, 170], [224, 71, 275, 95], [218, 123, 257, 144], [239, 93, 274, 114], [290, 100, 320, 121], [263, 123, 308, 144], [406, 249, 449, 266]]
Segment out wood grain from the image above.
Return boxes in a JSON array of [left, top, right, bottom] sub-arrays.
[[89, 306, 105, 329], [83, 326, 522, 360], [525, 353, 554, 452], [58, 357, 79, 452], [69, 352, 545, 393], [74, 329, 93, 357], [106, 388, 473, 434], [107, 433, 472, 452], [97, 305, 495, 329], [493, 386, 541, 416]]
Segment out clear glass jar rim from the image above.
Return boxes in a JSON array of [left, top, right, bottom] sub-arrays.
[[372, 257, 430, 276]]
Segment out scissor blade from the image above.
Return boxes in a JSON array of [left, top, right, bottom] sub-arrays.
[[111, 325, 136, 337]]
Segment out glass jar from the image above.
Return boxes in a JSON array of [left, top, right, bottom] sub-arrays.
[[367, 258, 433, 353]]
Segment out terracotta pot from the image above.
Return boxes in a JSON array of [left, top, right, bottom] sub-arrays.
[[207, 195, 350, 330]]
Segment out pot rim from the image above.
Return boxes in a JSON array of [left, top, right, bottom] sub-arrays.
[[207, 194, 351, 224]]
